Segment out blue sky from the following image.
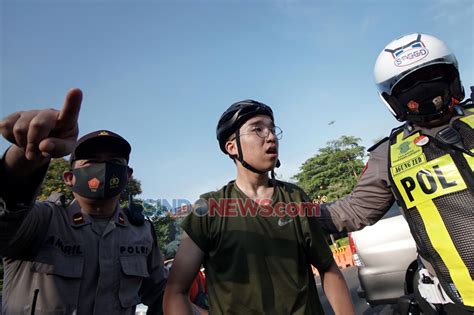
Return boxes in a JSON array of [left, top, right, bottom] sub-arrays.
[[1, 0, 473, 204]]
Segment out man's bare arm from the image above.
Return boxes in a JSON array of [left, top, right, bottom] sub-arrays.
[[321, 261, 355, 315], [163, 232, 205, 315]]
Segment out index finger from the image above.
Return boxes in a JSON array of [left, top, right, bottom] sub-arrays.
[[57, 88, 83, 129]]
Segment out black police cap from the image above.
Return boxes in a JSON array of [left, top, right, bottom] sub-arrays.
[[70, 130, 131, 164]]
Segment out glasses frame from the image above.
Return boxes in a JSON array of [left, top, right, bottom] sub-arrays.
[[231, 125, 283, 141]]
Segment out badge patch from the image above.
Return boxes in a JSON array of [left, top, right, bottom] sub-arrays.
[[407, 100, 420, 113], [391, 132, 424, 165], [88, 178, 100, 191], [414, 135, 429, 146], [110, 175, 120, 188], [399, 142, 410, 154], [72, 213, 85, 225]]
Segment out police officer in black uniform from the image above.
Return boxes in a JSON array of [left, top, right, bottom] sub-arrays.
[[0, 89, 166, 315]]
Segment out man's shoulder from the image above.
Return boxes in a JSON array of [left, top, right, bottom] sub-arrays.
[[45, 192, 68, 207], [368, 137, 390, 153], [368, 124, 406, 153], [273, 180, 309, 200], [274, 180, 302, 191], [199, 180, 236, 201]]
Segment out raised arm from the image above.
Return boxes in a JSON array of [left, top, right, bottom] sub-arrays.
[[0, 89, 82, 255], [0, 88, 82, 205]]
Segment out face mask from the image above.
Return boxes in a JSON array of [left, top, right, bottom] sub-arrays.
[[397, 80, 452, 116], [72, 162, 129, 200]]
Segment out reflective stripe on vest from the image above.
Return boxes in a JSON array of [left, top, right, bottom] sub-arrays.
[[459, 109, 474, 128], [417, 199, 474, 306], [389, 130, 474, 306]]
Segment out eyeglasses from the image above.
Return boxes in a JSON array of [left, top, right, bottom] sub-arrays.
[[232, 126, 283, 140]]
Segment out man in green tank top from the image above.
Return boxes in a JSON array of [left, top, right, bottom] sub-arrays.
[[164, 100, 354, 315]]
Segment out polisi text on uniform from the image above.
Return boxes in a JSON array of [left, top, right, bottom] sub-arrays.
[[400, 164, 457, 202], [120, 245, 149, 255]]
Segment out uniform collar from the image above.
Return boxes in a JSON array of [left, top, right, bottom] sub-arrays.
[[400, 111, 465, 140], [67, 201, 129, 228]]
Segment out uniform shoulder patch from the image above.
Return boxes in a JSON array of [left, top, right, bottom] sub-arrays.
[[368, 137, 389, 152]]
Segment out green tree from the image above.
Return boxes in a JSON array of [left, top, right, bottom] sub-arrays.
[[293, 135, 366, 201], [119, 175, 142, 205], [38, 158, 73, 201], [151, 215, 177, 254]]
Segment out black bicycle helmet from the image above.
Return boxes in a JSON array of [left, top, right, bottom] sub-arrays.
[[216, 99, 274, 154], [216, 99, 279, 175]]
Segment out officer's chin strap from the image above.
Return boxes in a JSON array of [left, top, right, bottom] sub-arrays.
[[234, 129, 281, 179]]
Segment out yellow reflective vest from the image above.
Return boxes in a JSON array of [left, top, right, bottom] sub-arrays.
[[388, 110, 474, 308]]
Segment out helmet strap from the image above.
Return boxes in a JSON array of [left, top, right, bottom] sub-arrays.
[[234, 129, 268, 174]]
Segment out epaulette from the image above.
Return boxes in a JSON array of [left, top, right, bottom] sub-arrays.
[[46, 192, 67, 208], [459, 98, 474, 110], [367, 137, 389, 152]]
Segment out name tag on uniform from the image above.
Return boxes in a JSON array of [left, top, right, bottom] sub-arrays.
[[391, 154, 466, 208]]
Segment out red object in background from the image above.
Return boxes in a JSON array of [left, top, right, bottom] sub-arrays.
[[189, 270, 206, 303], [348, 232, 356, 254]]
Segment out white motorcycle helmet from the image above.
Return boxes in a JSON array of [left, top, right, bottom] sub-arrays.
[[374, 33, 464, 123]]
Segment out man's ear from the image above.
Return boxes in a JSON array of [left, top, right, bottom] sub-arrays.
[[63, 170, 74, 186], [127, 167, 133, 179], [225, 139, 238, 156]]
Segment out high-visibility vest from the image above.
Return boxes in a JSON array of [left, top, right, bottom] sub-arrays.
[[388, 110, 474, 309]]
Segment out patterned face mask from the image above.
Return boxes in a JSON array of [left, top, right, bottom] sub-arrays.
[[72, 162, 128, 200]]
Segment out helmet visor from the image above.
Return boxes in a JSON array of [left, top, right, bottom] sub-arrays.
[[392, 65, 455, 117], [376, 56, 458, 96], [392, 63, 457, 95]]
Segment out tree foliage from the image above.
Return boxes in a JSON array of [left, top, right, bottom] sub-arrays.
[[38, 158, 73, 201], [293, 135, 366, 201], [119, 176, 142, 205], [151, 215, 182, 256]]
